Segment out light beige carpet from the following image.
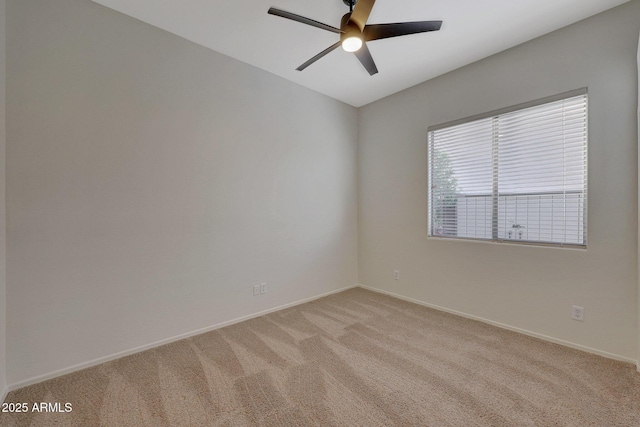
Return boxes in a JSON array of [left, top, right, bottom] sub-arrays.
[[1, 288, 639, 426]]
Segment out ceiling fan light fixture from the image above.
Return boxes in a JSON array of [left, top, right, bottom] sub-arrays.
[[342, 35, 363, 52]]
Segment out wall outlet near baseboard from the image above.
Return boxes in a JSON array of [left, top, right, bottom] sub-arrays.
[[571, 305, 584, 321], [253, 284, 261, 296], [394, 270, 400, 280], [260, 283, 267, 294]]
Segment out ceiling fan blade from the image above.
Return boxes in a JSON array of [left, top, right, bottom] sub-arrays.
[[349, 0, 376, 32], [354, 43, 378, 76], [296, 41, 342, 71], [364, 21, 442, 41], [268, 7, 342, 34]]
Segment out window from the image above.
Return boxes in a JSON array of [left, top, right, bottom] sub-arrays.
[[428, 89, 588, 247]]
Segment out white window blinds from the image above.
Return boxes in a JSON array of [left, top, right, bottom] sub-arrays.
[[428, 89, 588, 247]]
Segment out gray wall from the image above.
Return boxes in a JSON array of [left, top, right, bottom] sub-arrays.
[[359, 1, 639, 361], [0, 0, 7, 401], [6, 0, 358, 386]]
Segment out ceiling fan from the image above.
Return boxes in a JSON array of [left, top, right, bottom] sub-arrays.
[[268, 0, 442, 76]]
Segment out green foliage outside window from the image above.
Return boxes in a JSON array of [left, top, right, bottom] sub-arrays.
[[431, 149, 458, 236]]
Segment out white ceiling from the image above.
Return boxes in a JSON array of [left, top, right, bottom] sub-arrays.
[[91, 0, 629, 107]]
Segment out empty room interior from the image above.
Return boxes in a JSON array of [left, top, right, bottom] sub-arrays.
[[1, 0, 640, 425]]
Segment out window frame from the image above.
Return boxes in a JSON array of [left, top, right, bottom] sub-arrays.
[[427, 88, 588, 249]]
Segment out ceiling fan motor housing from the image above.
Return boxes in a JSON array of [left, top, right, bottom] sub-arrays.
[[340, 13, 359, 39], [340, 13, 363, 51]]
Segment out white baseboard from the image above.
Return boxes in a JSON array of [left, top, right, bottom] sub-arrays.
[[8, 283, 637, 391], [358, 284, 639, 366], [8, 284, 358, 392]]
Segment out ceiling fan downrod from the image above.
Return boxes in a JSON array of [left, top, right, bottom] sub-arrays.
[[342, 0, 356, 12]]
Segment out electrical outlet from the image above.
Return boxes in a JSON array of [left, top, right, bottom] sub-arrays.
[[571, 305, 584, 321], [253, 284, 260, 296], [394, 270, 400, 280], [260, 283, 267, 294]]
